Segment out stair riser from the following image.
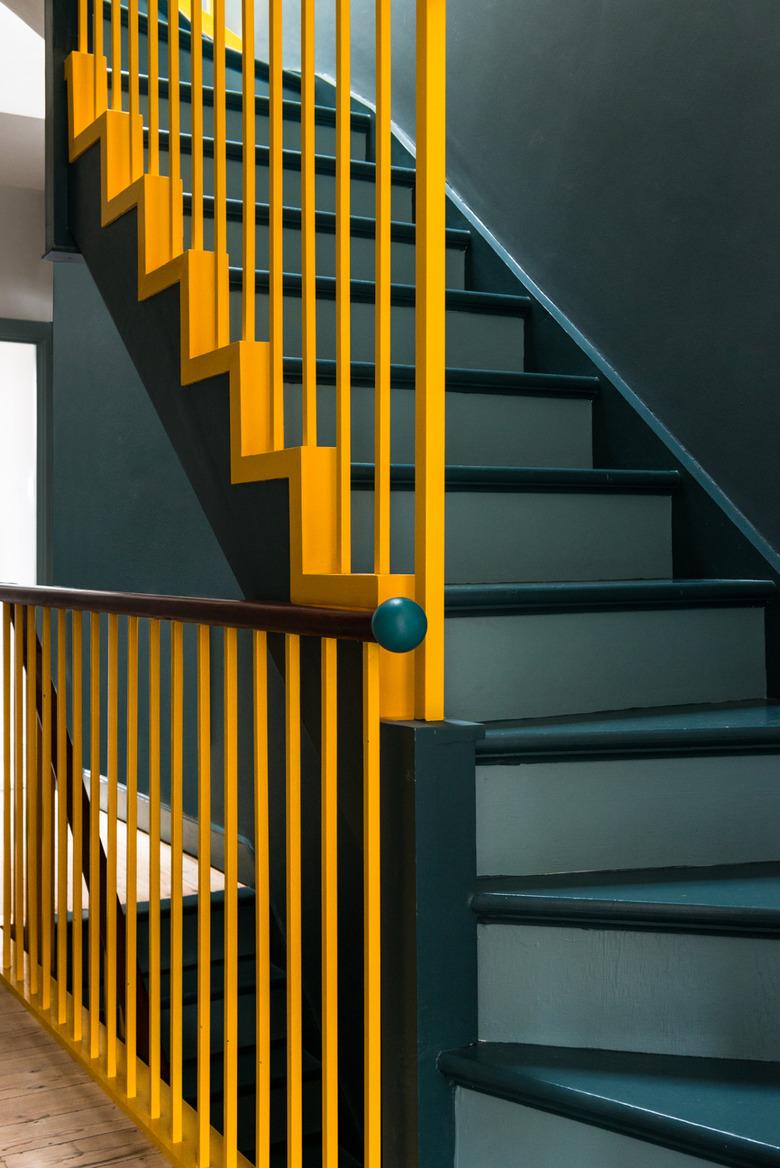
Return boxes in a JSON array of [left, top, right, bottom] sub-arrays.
[[445, 606, 767, 721], [351, 490, 672, 582], [454, 1089, 714, 1168], [243, 292, 525, 369], [478, 923, 780, 1061], [282, 384, 593, 466], [477, 753, 780, 875], [177, 151, 415, 220], [211, 217, 466, 287]]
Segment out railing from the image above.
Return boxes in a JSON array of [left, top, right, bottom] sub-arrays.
[[64, 0, 446, 721], [0, 584, 425, 1167]]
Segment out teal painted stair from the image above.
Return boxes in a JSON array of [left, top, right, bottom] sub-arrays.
[[69, 6, 780, 1166]]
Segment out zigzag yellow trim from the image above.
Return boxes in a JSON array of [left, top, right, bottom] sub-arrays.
[[65, 50, 416, 717]]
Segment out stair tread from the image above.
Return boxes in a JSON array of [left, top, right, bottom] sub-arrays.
[[477, 699, 780, 760], [282, 359, 600, 396], [232, 266, 530, 313], [445, 578, 776, 614], [438, 1042, 780, 1168], [351, 464, 680, 492], [185, 192, 471, 248], [159, 127, 417, 184], [472, 861, 780, 934], [110, 69, 372, 131]]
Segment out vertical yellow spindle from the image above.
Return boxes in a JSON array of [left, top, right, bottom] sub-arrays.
[[363, 641, 381, 1167], [301, 0, 318, 445], [269, 0, 284, 447], [41, 608, 53, 1010], [414, 0, 447, 720], [106, 613, 119, 1077], [374, 0, 392, 575], [321, 638, 339, 1166], [196, 624, 211, 1167], [93, 0, 104, 110], [148, 0, 160, 175], [78, 0, 88, 53], [214, 0, 229, 342], [223, 626, 238, 1167], [111, 0, 122, 110], [26, 606, 38, 997], [336, 0, 352, 570], [242, 0, 256, 341], [168, 0, 182, 253], [2, 605, 11, 973], [191, 0, 205, 250], [56, 610, 68, 1024], [13, 607, 24, 983], [148, 618, 162, 1117], [88, 613, 100, 1057], [1, 607, 10, 971], [286, 633, 303, 1165], [71, 612, 84, 1041], [125, 616, 139, 1098], [253, 631, 270, 1165], [170, 621, 184, 1143], [129, 0, 141, 175]]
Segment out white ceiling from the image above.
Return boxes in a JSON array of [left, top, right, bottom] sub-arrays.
[[0, 4, 44, 119]]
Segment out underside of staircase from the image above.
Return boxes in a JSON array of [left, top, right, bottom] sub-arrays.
[[55, 2, 780, 1166]]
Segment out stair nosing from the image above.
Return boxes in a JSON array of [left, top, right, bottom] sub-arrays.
[[281, 359, 600, 397], [471, 862, 780, 937], [438, 1043, 780, 1168], [350, 464, 680, 493], [444, 578, 776, 616]]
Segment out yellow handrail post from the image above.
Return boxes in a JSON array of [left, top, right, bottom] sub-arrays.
[[321, 637, 339, 1167], [285, 633, 303, 1165], [169, 0, 183, 255], [301, 0, 318, 446], [56, 609, 68, 1025], [13, 606, 24, 985], [78, 0, 88, 53], [148, 0, 160, 175], [196, 623, 212, 1168], [336, 0, 352, 571], [111, 0, 122, 110], [191, 1, 205, 250], [88, 613, 100, 1057], [125, 615, 139, 1098], [170, 620, 184, 1142], [242, 0, 257, 341], [414, 0, 447, 720], [363, 642, 381, 1166], [253, 630, 270, 1167], [374, 0, 392, 576], [223, 626, 239, 1167], [214, 0, 230, 344], [41, 608, 52, 1011], [72, 611, 84, 1041], [269, 0, 284, 448], [27, 606, 38, 998], [106, 613, 119, 1077], [2, 605, 10, 974], [148, 617, 162, 1117], [129, 0, 141, 176]]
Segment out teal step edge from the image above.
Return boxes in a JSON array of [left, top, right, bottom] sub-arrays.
[[444, 578, 776, 615], [351, 465, 680, 493]]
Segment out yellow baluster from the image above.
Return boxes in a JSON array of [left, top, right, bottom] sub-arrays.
[[78, 0, 88, 53], [105, 613, 119, 1076], [269, 0, 284, 447], [223, 625, 238, 1167], [129, 0, 141, 176], [191, 1, 205, 250], [170, 620, 184, 1142], [414, 0, 447, 720], [111, 0, 122, 110], [253, 630, 270, 1167], [336, 0, 352, 570], [148, 617, 162, 1116], [2, 605, 11, 973], [242, 0, 256, 341], [125, 615, 139, 1098], [148, 0, 160, 175], [286, 633, 303, 1166], [13, 606, 23, 984], [214, 0, 229, 342], [169, 0, 182, 253], [41, 608, 52, 1010], [27, 605, 38, 997], [71, 611, 84, 1041], [321, 638, 339, 1167], [56, 610, 68, 1024], [374, 0, 392, 575], [363, 641, 381, 1167], [88, 612, 100, 1057], [301, 0, 318, 445], [93, 0, 105, 110], [196, 623, 211, 1168]]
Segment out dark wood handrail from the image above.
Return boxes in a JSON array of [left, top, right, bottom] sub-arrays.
[[0, 584, 376, 640]]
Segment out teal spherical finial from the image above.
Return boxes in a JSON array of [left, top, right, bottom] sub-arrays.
[[371, 597, 428, 654]]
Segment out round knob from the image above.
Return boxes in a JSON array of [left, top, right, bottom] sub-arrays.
[[371, 597, 428, 654]]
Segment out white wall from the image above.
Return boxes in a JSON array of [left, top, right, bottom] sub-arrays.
[[0, 340, 37, 585]]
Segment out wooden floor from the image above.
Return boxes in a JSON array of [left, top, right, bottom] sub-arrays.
[[0, 980, 167, 1168]]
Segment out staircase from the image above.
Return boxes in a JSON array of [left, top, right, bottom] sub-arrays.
[[59, 2, 780, 1166]]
